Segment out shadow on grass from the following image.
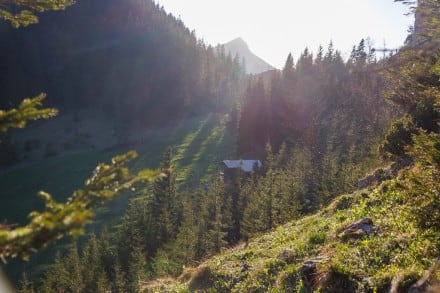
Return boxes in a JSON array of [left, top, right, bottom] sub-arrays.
[[173, 114, 234, 186], [130, 113, 235, 187], [0, 113, 235, 285]]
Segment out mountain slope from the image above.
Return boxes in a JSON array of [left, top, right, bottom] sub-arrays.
[[222, 38, 275, 74], [0, 0, 244, 166], [0, 113, 235, 284], [145, 161, 440, 292]]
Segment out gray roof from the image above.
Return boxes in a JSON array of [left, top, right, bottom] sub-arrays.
[[222, 160, 262, 172]]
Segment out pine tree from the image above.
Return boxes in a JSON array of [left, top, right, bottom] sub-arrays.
[[282, 53, 295, 79], [205, 178, 232, 255], [286, 147, 317, 213], [152, 147, 179, 248], [297, 47, 314, 76], [278, 168, 302, 222], [225, 166, 246, 242], [40, 251, 70, 292], [113, 261, 127, 293], [241, 178, 268, 236], [324, 40, 335, 65], [316, 45, 324, 64], [95, 270, 111, 293], [167, 193, 199, 264], [127, 229, 148, 292], [64, 244, 84, 293], [355, 39, 367, 67], [82, 234, 102, 292], [247, 146, 303, 227], [117, 198, 144, 271]]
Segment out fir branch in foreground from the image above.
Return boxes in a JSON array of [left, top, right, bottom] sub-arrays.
[[0, 0, 75, 28], [0, 151, 164, 263], [0, 93, 58, 133]]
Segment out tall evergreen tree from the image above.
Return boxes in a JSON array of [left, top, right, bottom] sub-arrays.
[[40, 251, 70, 292], [205, 178, 232, 255], [166, 193, 199, 264], [82, 233, 103, 293], [283, 53, 295, 77], [64, 244, 84, 293], [113, 262, 127, 293], [151, 147, 179, 248], [127, 227, 147, 292]]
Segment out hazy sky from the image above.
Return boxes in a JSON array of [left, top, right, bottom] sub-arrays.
[[153, 0, 414, 68]]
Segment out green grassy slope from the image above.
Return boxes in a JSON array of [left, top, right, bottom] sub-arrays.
[[0, 113, 232, 223], [144, 166, 440, 292], [0, 113, 234, 283], [133, 113, 235, 186]]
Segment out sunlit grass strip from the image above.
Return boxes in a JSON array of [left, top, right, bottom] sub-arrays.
[[172, 114, 234, 185]]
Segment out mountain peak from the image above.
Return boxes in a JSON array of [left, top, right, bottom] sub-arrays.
[[222, 38, 274, 74], [228, 37, 248, 47]]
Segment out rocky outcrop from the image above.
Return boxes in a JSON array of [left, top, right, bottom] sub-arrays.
[[299, 256, 330, 288], [338, 218, 379, 240]]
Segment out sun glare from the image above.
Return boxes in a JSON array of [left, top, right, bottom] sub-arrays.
[[154, 0, 414, 68]]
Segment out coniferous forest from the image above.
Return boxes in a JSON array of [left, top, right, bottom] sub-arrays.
[[1, 0, 439, 292]]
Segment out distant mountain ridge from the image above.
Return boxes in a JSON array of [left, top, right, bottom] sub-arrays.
[[222, 37, 275, 74]]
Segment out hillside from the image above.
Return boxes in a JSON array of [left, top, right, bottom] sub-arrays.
[[0, 113, 235, 282], [222, 38, 275, 74], [144, 159, 440, 292], [0, 0, 244, 168]]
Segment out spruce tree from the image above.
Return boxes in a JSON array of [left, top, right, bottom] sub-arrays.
[[40, 251, 70, 292], [95, 270, 111, 293], [282, 53, 295, 79], [113, 262, 127, 293], [151, 147, 179, 249], [241, 178, 268, 236], [324, 40, 335, 65], [64, 244, 84, 293], [316, 45, 324, 64], [205, 178, 232, 255], [82, 233, 102, 293], [117, 198, 144, 271], [127, 229, 147, 292], [98, 228, 115, 279]]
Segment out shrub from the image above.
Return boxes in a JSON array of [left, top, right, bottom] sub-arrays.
[[404, 132, 440, 232], [379, 116, 417, 160]]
